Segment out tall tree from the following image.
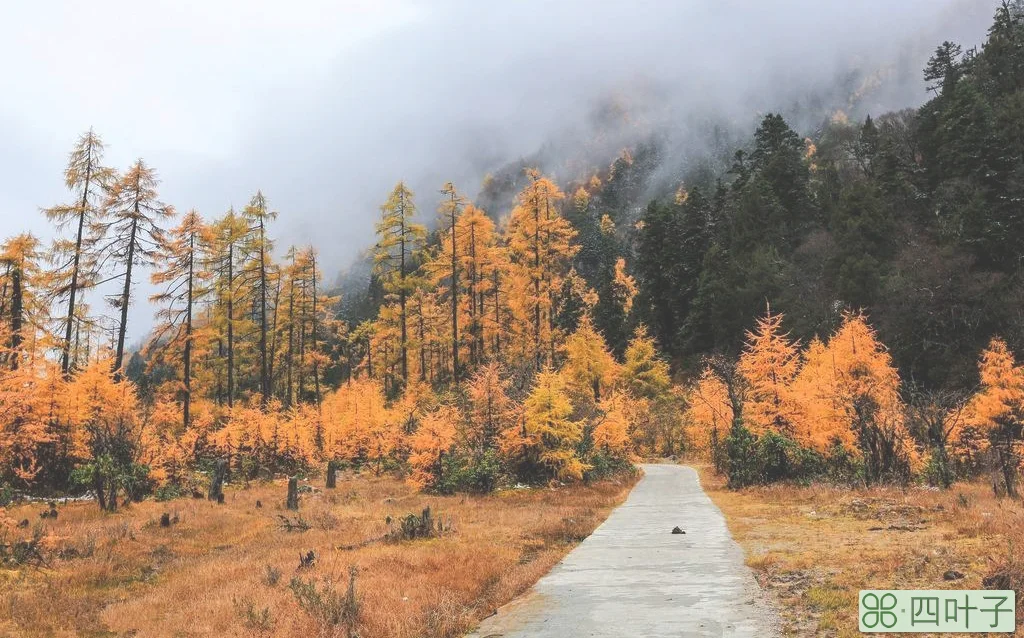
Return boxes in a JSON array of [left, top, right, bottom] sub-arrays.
[[42, 129, 114, 375], [374, 182, 426, 386], [208, 208, 249, 408], [0, 234, 45, 371], [962, 337, 1024, 498], [240, 191, 277, 406], [95, 160, 173, 375], [506, 169, 577, 369], [149, 210, 208, 427], [736, 306, 801, 437], [438, 182, 466, 379]]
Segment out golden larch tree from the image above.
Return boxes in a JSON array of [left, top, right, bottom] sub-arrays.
[[961, 337, 1024, 497], [42, 129, 114, 375], [374, 182, 426, 386], [736, 306, 801, 437]]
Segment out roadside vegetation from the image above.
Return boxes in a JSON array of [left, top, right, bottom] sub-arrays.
[[0, 471, 636, 638], [701, 466, 1024, 637]]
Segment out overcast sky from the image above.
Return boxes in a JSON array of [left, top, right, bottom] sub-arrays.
[[0, 0, 995, 342]]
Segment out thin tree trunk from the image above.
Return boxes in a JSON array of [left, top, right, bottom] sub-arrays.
[[532, 184, 541, 369], [114, 214, 138, 376], [399, 194, 409, 384], [259, 219, 270, 406], [62, 150, 92, 376], [10, 263, 23, 371], [311, 250, 322, 408], [226, 241, 235, 409], [449, 192, 459, 380], [493, 269, 501, 357], [183, 231, 194, 428], [286, 254, 295, 407]]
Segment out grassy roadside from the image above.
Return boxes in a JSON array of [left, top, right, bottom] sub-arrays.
[[697, 465, 1024, 637], [0, 471, 638, 637]]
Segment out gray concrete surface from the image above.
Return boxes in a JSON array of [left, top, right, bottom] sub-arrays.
[[466, 464, 781, 638]]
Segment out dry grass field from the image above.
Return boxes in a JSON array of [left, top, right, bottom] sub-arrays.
[[698, 465, 1024, 637], [0, 470, 638, 637]]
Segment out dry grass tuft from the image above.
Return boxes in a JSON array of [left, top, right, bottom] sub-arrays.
[[0, 472, 636, 637]]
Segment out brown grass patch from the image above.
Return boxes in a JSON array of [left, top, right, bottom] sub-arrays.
[[697, 465, 1024, 637], [0, 471, 637, 637]]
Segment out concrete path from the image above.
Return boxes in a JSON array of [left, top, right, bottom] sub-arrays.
[[467, 464, 781, 638]]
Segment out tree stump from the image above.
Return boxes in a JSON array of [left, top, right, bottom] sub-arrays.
[[209, 458, 227, 502], [326, 461, 337, 489], [286, 477, 299, 510], [160, 512, 171, 527]]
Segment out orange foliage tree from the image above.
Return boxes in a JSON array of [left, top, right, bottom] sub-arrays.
[[407, 405, 459, 490], [737, 306, 801, 437], [960, 338, 1024, 497], [501, 369, 586, 482]]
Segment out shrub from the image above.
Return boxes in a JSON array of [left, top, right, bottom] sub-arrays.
[[263, 564, 282, 587], [385, 507, 448, 541], [725, 421, 759, 488], [583, 451, 633, 482], [233, 596, 274, 634], [435, 449, 503, 494], [154, 482, 185, 502], [289, 567, 359, 637], [0, 483, 13, 507]]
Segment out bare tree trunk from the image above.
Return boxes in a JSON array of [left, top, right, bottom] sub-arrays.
[[62, 159, 90, 376], [9, 264, 23, 371], [209, 458, 227, 501], [286, 476, 299, 510]]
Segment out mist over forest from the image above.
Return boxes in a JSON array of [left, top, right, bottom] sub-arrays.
[[2, 1, 994, 280]]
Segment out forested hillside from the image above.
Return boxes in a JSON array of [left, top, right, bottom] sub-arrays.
[[633, 3, 1024, 392]]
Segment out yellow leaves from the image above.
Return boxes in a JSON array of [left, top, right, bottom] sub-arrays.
[[407, 405, 459, 490], [506, 168, 579, 364], [963, 337, 1024, 434], [621, 326, 671, 400], [561, 316, 618, 403], [674, 185, 689, 205], [593, 392, 633, 460], [686, 309, 915, 462], [612, 257, 637, 315], [465, 362, 517, 451], [599, 214, 615, 236], [66, 358, 138, 435], [737, 307, 801, 436], [502, 368, 587, 482], [684, 368, 733, 454], [573, 187, 590, 212], [322, 378, 395, 466]]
